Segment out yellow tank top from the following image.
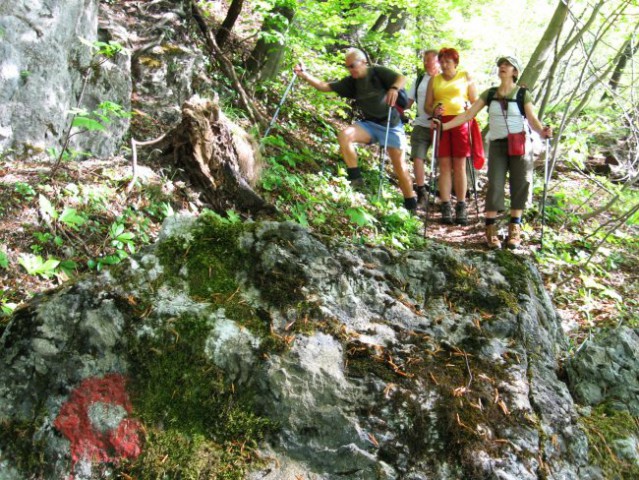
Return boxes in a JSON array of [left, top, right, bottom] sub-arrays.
[[432, 70, 468, 115]]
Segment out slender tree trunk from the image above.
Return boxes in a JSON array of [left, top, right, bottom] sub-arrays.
[[246, 2, 296, 83], [604, 33, 638, 98], [216, 0, 245, 49], [548, 1, 628, 180], [370, 13, 388, 33], [383, 8, 407, 36], [528, 0, 605, 115], [519, 0, 570, 90]]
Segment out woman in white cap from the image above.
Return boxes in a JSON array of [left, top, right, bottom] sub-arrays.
[[438, 56, 552, 249]]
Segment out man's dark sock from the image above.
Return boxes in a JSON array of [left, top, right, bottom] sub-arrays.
[[347, 167, 362, 180], [510, 217, 522, 224], [485, 218, 496, 226], [404, 197, 418, 210]]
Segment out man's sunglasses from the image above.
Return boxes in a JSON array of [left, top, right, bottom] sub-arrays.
[[346, 61, 361, 69]]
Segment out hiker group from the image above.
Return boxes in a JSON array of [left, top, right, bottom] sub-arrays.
[[292, 47, 552, 250]]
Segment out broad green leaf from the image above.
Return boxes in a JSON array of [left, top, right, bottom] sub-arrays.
[[71, 116, 105, 131], [41, 258, 61, 272], [59, 208, 87, 229], [117, 232, 135, 241], [110, 223, 125, 238], [18, 254, 60, 278], [0, 251, 8, 269], [346, 208, 377, 227], [38, 194, 58, 220], [1, 303, 17, 315]]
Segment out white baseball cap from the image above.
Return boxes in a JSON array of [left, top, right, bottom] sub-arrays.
[[497, 56, 522, 73]]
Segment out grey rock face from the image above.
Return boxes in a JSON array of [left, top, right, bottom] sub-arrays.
[[112, 0, 209, 137], [0, 0, 131, 158], [0, 217, 634, 479], [566, 327, 639, 414]]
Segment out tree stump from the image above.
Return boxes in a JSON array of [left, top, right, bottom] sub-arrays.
[[157, 94, 274, 216]]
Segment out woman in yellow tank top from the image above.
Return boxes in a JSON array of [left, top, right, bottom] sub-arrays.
[[425, 48, 477, 225]]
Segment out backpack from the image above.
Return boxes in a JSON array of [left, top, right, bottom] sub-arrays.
[[413, 73, 425, 110], [486, 86, 527, 117]]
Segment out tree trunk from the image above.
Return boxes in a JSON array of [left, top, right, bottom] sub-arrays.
[[216, 0, 245, 49], [383, 8, 407, 37], [518, 0, 570, 90], [370, 13, 388, 33], [605, 34, 638, 97], [246, 2, 296, 83]]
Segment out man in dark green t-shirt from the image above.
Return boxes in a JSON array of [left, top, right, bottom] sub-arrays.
[[294, 48, 417, 212]]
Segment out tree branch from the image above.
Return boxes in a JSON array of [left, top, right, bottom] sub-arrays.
[[190, 1, 268, 127]]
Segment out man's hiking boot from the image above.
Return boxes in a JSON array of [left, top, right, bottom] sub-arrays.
[[349, 177, 365, 191], [440, 202, 453, 224], [507, 223, 522, 249], [455, 202, 468, 225], [485, 224, 501, 249]]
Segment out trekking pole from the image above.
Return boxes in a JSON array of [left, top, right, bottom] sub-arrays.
[[424, 117, 441, 234], [466, 113, 480, 222], [263, 72, 298, 139], [467, 156, 480, 221], [540, 136, 553, 249], [377, 106, 393, 201]]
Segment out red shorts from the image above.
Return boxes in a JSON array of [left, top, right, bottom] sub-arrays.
[[437, 115, 471, 158]]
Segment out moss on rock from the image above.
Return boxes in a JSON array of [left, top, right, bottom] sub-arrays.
[[580, 404, 639, 479], [119, 314, 274, 479]]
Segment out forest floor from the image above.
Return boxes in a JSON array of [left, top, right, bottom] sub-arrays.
[[1, 142, 637, 350]]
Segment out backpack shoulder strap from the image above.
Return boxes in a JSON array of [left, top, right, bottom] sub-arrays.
[[516, 87, 526, 117], [486, 87, 498, 108], [414, 73, 424, 106]]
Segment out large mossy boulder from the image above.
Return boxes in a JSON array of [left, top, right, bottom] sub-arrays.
[[0, 213, 635, 479]]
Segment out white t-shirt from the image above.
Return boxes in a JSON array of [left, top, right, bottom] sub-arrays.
[[407, 74, 432, 128], [483, 87, 531, 140]]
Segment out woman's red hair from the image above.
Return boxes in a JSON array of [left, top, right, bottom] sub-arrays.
[[438, 48, 460, 66]]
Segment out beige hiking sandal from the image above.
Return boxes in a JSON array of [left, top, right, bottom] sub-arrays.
[[485, 224, 501, 249], [506, 223, 522, 250]]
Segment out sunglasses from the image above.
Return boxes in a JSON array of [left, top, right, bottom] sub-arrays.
[[346, 61, 361, 69]]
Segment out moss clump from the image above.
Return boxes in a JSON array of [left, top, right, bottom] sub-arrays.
[[119, 314, 274, 479], [493, 250, 533, 297], [580, 404, 639, 479], [155, 213, 270, 337], [0, 420, 49, 477], [428, 251, 529, 314], [138, 56, 162, 69], [345, 340, 399, 383], [156, 212, 310, 330], [123, 429, 258, 480]]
